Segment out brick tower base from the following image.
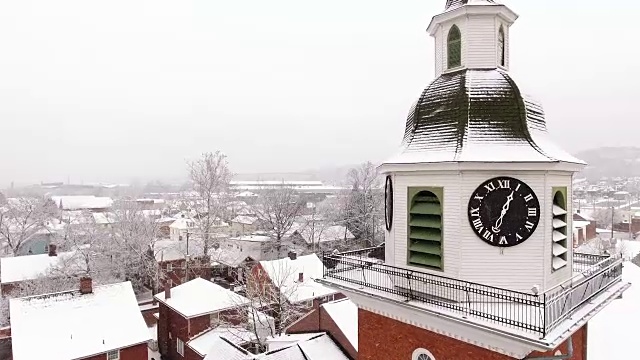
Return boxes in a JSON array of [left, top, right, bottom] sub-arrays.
[[358, 309, 587, 360]]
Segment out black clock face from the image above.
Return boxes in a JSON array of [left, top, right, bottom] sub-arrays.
[[384, 176, 393, 231], [467, 176, 540, 247]]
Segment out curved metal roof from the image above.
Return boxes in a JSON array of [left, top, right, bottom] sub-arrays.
[[445, 0, 496, 10], [387, 69, 584, 165]]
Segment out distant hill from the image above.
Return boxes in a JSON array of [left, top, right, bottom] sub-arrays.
[[576, 147, 640, 180]]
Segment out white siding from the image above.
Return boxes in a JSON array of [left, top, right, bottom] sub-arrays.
[[544, 173, 574, 291], [434, 27, 443, 77], [440, 19, 466, 73], [393, 172, 462, 277], [466, 15, 497, 69]]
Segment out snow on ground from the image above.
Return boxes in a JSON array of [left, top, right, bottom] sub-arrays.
[[587, 261, 640, 360]]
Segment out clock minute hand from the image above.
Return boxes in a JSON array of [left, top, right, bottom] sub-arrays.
[[492, 191, 515, 233]]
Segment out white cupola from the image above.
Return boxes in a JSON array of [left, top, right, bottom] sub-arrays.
[[427, 0, 518, 76]]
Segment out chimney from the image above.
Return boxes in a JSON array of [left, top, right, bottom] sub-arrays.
[[288, 251, 297, 261], [298, 272, 304, 283], [48, 244, 57, 257], [164, 283, 171, 299], [79, 277, 92, 294]]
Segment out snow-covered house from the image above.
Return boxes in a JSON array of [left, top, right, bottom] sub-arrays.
[[169, 216, 198, 241], [10, 279, 150, 360], [0, 246, 87, 296], [285, 298, 357, 359], [154, 278, 252, 360], [289, 225, 355, 251], [230, 216, 263, 237], [151, 239, 220, 289], [253, 253, 342, 309]]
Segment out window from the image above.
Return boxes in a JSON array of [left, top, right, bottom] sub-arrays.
[[107, 350, 120, 360], [552, 187, 568, 271], [166, 263, 172, 272], [407, 188, 443, 270], [498, 25, 505, 66], [177, 338, 185, 356], [447, 25, 461, 69], [412, 348, 435, 360]]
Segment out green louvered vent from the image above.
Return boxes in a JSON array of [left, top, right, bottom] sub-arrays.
[[408, 190, 443, 270], [552, 188, 568, 271]]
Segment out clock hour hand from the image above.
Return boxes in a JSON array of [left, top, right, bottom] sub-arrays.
[[492, 191, 515, 233]]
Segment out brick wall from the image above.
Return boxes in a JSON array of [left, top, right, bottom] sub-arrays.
[[82, 343, 148, 360], [358, 309, 587, 360], [287, 302, 356, 359]]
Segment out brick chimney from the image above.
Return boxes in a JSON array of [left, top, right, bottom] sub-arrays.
[[164, 283, 171, 299], [288, 251, 297, 261], [298, 272, 304, 282], [79, 277, 92, 294], [48, 244, 57, 257]]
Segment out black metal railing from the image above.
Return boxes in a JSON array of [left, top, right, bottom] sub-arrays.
[[321, 248, 623, 338]]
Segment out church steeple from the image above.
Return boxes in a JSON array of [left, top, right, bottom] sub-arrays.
[[428, 0, 518, 76]]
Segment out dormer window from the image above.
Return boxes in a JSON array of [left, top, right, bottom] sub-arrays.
[[498, 26, 505, 67], [447, 25, 461, 69]]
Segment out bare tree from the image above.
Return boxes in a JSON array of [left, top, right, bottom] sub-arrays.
[[0, 197, 57, 256], [252, 186, 304, 257], [223, 261, 306, 352], [594, 207, 623, 229], [342, 162, 384, 246], [188, 151, 232, 254]]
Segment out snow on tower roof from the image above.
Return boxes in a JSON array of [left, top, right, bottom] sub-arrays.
[[10, 281, 150, 360], [386, 69, 585, 166], [445, 0, 496, 10], [154, 277, 250, 318], [259, 254, 338, 303]]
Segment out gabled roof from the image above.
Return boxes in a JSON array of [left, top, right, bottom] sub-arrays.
[[321, 299, 358, 351], [189, 327, 255, 357], [10, 281, 149, 360], [202, 336, 251, 360], [232, 215, 259, 225], [154, 278, 250, 318], [297, 225, 355, 244], [259, 254, 338, 303]]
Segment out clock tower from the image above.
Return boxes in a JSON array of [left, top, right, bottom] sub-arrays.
[[320, 1, 630, 359]]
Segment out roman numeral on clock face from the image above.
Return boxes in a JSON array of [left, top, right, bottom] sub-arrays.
[[484, 182, 496, 192], [472, 218, 483, 230], [524, 221, 534, 231], [524, 194, 534, 202], [497, 179, 510, 189], [499, 236, 508, 245], [528, 208, 537, 217]]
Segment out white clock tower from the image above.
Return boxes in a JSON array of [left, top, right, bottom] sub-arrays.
[[320, 1, 630, 359]]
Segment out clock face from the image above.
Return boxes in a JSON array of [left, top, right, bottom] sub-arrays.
[[467, 176, 540, 247], [384, 176, 393, 231]]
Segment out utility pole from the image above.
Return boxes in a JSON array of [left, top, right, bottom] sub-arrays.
[[611, 205, 614, 242], [184, 231, 190, 283]]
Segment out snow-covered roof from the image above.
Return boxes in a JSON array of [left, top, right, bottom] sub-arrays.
[[298, 225, 355, 244], [201, 336, 251, 360], [259, 254, 338, 303], [51, 195, 113, 210], [266, 333, 325, 351], [170, 217, 196, 229], [235, 235, 273, 243], [0, 251, 86, 284], [153, 239, 210, 262], [588, 261, 640, 360], [154, 278, 250, 318], [573, 220, 591, 229], [236, 191, 258, 197], [10, 281, 150, 360], [188, 327, 256, 356], [92, 212, 117, 225], [232, 215, 259, 225], [258, 333, 349, 360], [321, 299, 358, 351]]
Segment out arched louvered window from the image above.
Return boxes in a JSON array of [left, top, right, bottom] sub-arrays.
[[552, 188, 568, 271], [498, 26, 505, 66], [447, 25, 461, 69], [408, 188, 443, 270]]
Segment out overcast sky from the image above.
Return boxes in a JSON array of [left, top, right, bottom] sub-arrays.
[[0, 0, 637, 186]]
